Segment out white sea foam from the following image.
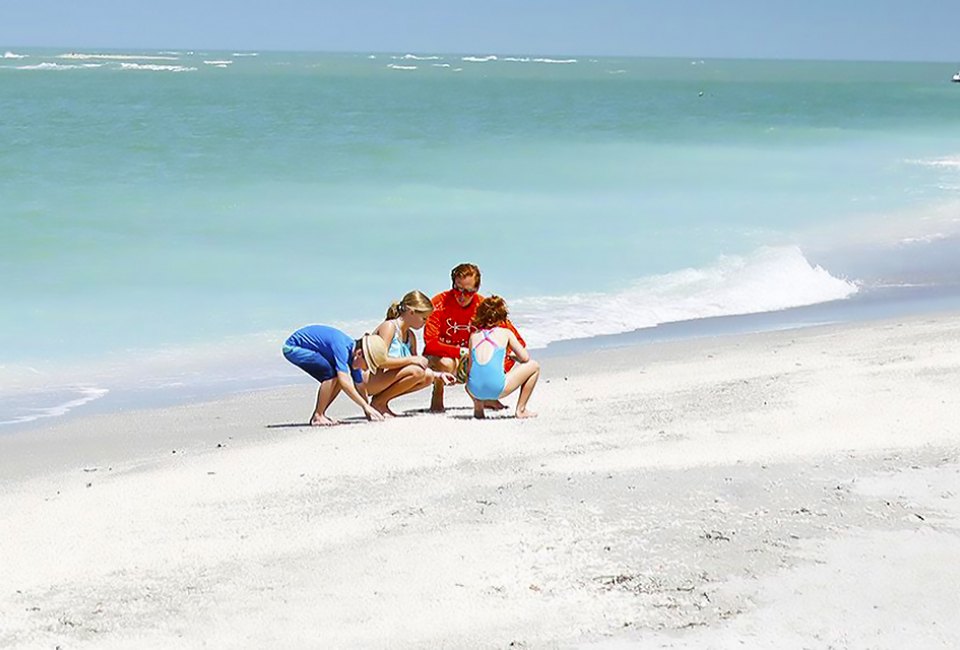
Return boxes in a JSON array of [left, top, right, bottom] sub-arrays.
[[398, 54, 441, 61], [203, 60, 233, 66], [432, 63, 451, 68], [232, 52, 259, 57], [58, 52, 179, 61], [799, 197, 960, 253], [908, 156, 960, 169], [899, 233, 949, 245], [387, 64, 417, 71], [119, 63, 197, 72], [510, 246, 858, 348], [499, 56, 577, 64], [4, 51, 28, 59], [15, 62, 85, 71], [0, 386, 109, 426], [462, 55, 498, 62]]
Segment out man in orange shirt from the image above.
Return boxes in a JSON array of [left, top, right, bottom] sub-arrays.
[[424, 263, 525, 412]]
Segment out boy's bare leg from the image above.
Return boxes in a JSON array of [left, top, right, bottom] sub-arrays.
[[311, 379, 342, 426], [370, 366, 431, 417], [428, 356, 457, 412]]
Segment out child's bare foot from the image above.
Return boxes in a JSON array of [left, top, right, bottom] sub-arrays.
[[310, 414, 339, 426], [484, 400, 508, 410], [370, 398, 398, 418], [473, 405, 486, 419], [516, 409, 538, 419]]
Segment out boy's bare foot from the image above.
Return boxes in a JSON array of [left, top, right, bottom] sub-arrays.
[[516, 409, 538, 419], [473, 405, 486, 419], [310, 414, 339, 426], [484, 400, 508, 410]]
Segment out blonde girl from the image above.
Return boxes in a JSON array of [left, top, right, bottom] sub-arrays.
[[366, 290, 455, 416]]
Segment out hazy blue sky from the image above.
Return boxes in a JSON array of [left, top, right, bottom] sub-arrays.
[[2, 0, 958, 62]]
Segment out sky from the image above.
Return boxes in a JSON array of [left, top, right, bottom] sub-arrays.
[[2, 0, 959, 62]]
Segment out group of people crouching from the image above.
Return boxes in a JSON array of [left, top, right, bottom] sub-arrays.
[[282, 263, 540, 425]]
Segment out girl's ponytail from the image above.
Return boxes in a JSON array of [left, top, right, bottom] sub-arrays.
[[385, 301, 404, 319]]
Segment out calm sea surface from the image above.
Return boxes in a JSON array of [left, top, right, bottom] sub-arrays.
[[2, 49, 960, 424]]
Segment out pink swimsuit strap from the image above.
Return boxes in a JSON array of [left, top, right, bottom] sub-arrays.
[[476, 328, 499, 349]]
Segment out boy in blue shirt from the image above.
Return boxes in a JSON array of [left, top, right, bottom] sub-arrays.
[[283, 325, 389, 425]]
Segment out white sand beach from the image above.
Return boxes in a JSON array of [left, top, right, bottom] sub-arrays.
[[2, 312, 960, 648]]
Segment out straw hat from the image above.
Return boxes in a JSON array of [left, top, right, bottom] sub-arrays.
[[361, 334, 388, 374]]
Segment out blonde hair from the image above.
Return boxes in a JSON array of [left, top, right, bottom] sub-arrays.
[[385, 290, 434, 320]]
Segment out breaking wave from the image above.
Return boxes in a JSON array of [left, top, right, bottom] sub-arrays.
[[510, 246, 859, 348]]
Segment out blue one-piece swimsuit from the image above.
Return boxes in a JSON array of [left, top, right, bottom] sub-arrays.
[[466, 329, 507, 400]]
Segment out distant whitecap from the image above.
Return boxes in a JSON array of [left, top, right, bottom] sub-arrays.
[[15, 62, 84, 70], [58, 52, 179, 61], [119, 62, 197, 72]]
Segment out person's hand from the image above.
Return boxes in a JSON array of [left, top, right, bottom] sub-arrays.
[[411, 355, 429, 369], [437, 372, 457, 386], [364, 407, 385, 422]]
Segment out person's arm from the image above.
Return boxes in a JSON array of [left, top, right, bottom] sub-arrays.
[[502, 319, 526, 370], [337, 371, 384, 421], [374, 321, 427, 370], [406, 333, 430, 369], [505, 329, 530, 363], [423, 306, 463, 358], [504, 319, 525, 349]]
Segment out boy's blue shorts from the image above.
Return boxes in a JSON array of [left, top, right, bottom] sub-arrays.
[[283, 344, 335, 383]]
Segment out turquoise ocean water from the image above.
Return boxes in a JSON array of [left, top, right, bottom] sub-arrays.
[[3, 48, 960, 425]]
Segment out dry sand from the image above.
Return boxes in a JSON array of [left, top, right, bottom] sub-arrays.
[[2, 312, 959, 648]]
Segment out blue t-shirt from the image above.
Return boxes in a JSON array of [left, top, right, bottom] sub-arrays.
[[284, 325, 363, 384]]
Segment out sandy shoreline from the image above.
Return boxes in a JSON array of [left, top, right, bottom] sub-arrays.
[[2, 312, 960, 648]]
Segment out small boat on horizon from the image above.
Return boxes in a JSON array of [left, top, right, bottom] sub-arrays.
[[953, 71, 960, 83]]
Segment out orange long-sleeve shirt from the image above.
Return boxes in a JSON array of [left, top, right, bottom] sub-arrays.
[[423, 290, 525, 370]]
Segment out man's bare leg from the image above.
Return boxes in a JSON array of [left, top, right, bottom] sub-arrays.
[[311, 378, 342, 426], [427, 356, 457, 412]]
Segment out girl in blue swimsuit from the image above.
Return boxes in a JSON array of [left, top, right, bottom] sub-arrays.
[[367, 290, 456, 416], [465, 295, 540, 419]]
